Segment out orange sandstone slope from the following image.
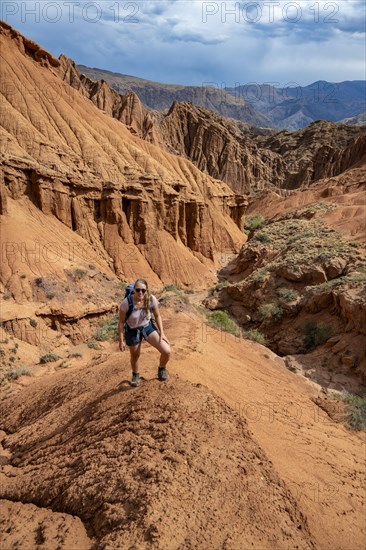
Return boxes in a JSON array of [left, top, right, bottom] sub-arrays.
[[0, 303, 365, 549], [246, 167, 366, 242], [0, 351, 316, 550], [0, 21, 247, 294]]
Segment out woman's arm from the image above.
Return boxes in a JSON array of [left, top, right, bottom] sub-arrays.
[[118, 307, 127, 351]]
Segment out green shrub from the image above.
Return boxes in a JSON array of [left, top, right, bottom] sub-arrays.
[[69, 352, 82, 358], [46, 292, 56, 299], [257, 302, 283, 321], [242, 329, 267, 345], [244, 214, 265, 232], [207, 310, 240, 336], [40, 353, 62, 364], [184, 288, 194, 294], [337, 393, 366, 431], [30, 319, 38, 328], [6, 367, 32, 380], [87, 340, 100, 350], [163, 284, 181, 293], [208, 280, 230, 295], [94, 314, 119, 341], [303, 320, 330, 350], [253, 232, 271, 244], [3, 292, 12, 300], [74, 268, 87, 280], [250, 269, 269, 284], [278, 288, 299, 302]]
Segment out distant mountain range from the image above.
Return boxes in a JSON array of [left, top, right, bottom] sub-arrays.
[[78, 66, 365, 131]]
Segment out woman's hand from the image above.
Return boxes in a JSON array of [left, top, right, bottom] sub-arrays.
[[159, 332, 170, 345], [119, 339, 126, 352]]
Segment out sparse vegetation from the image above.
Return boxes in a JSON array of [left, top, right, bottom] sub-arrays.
[[277, 288, 299, 302], [163, 284, 181, 293], [281, 202, 336, 220], [87, 340, 100, 350], [69, 352, 82, 358], [3, 366, 32, 381], [40, 353, 62, 364], [207, 310, 240, 336], [249, 269, 269, 284], [337, 393, 366, 431], [244, 214, 265, 232], [35, 277, 43, 287], [46, 292, 56, 299], [257, 302, 283, 321], [30, 319, 38, 328], [3, 292, 12, 300], [94, 314, 119, 341], [253, 232, 271, 244], [315, 267, 366, 291], [242, 329, 267, 345], [74, 268, 87, 280], [303, 320, 330, 350], [241, 217, 364, 290], [208, 280, 230, 295]]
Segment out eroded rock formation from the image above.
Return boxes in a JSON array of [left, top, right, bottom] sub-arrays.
[[0, 21, 247, 295]]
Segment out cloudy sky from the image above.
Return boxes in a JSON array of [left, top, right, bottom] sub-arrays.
[[2, 1, 365, 86]]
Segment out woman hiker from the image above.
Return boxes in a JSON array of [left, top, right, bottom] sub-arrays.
[[118, 278, 171, 387]]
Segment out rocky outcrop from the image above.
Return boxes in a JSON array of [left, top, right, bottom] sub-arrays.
[[208, 209, 366, 391], [58, 58, 366, 198], [0, 21, 60, 68], [254, 120, 366, 189], [58, 55, 163, 146], [160, 102, 285, 195], [0, 22, 247, 293]]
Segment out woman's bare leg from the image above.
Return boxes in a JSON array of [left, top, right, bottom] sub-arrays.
[[145, 330, 171, 367], [129, 341, 142, 373]]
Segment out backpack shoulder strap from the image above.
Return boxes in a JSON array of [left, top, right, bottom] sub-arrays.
[[125, 294, 134, 321]]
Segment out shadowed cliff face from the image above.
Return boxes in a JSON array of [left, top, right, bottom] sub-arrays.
[[0, 22, 247, 292], [254, 121, 366, 189]]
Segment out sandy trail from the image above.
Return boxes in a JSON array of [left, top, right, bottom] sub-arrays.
[[160, 306, 365, 550]]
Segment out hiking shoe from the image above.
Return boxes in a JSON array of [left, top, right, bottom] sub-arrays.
[[158, 367, 169, 382], [131, 372, 140, 387]]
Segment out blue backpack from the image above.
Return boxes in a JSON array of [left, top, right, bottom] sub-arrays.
[[124, 283, 154, 325]]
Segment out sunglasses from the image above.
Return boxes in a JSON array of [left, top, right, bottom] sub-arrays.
[[135, 288, 146, 294]]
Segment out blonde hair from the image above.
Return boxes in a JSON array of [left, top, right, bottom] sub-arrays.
[[134, 278, 150, 315]]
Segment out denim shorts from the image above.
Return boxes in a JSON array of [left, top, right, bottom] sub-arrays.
[[124, 320, 158, 347]]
